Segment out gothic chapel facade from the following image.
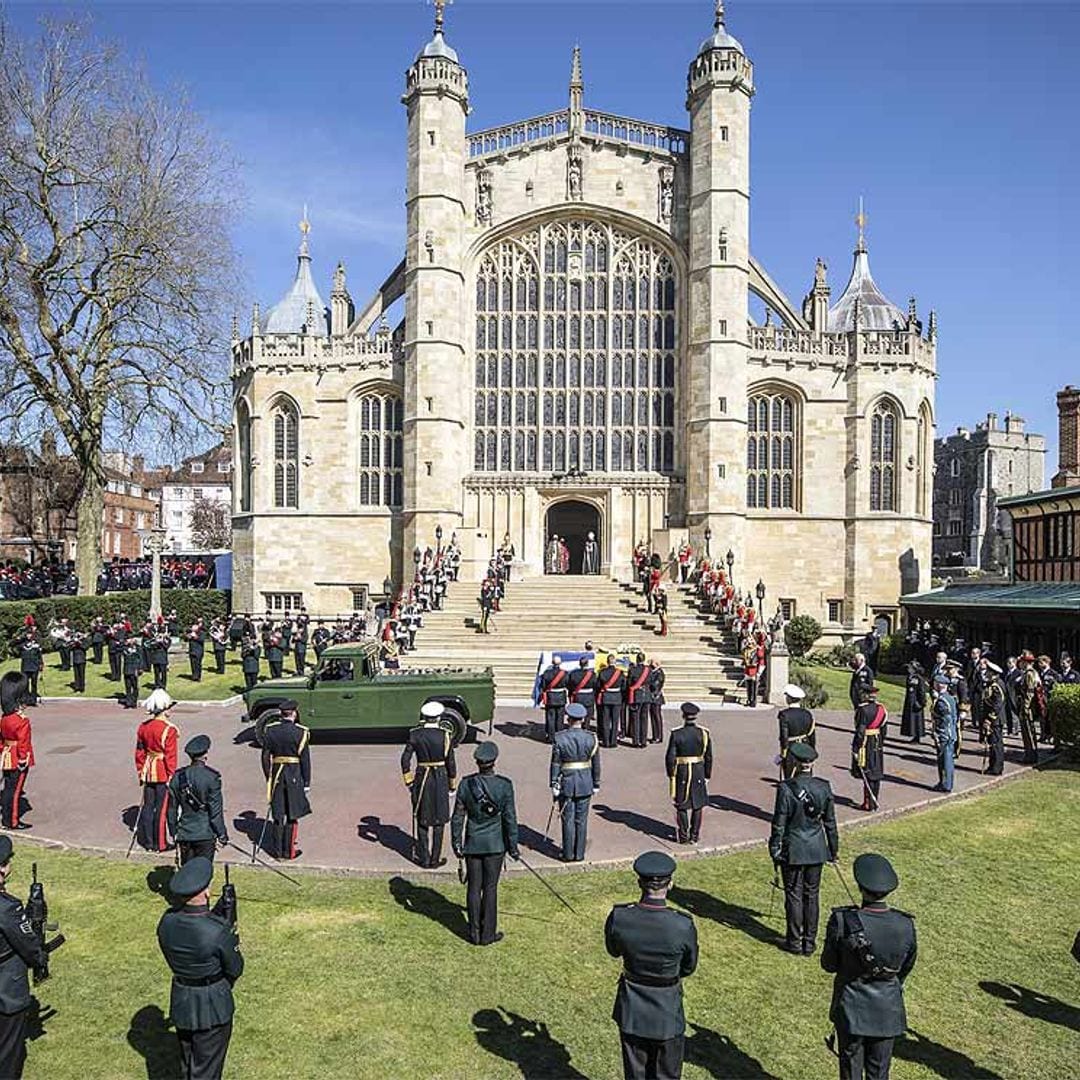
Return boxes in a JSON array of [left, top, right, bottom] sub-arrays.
[[232, 3, 936, 634]]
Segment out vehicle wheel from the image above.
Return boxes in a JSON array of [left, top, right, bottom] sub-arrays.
[[439, 706, 468, 747]]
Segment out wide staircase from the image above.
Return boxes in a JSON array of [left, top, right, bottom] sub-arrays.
[[401, 575, 745, 703]]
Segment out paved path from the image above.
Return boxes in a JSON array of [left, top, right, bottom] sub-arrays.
[[18, 698, 1032, 874]]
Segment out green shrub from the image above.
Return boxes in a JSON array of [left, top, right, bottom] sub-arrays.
[[1048, 684, 1080, 758], [784, 615, 822, 658], [790, 664, 828, 709], [876, 634, 910, 675], [0, 590, 229, 659], [805, 642, 857, 668]]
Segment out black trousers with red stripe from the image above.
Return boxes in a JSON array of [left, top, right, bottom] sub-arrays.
[[137, 782, 171, 851], [1, 769, 29, 828]]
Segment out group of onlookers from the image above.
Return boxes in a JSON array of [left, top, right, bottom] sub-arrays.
[[96, 556, 214, 592], [0, 561, 77, 599]]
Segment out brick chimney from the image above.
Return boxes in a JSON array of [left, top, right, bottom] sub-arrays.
[[1053, 385, 1080, 489]]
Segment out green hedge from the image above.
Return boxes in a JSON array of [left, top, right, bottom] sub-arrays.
[[783, 615, 822, 658], [790, 664, 829, 709], [1048, 684, 1080, 759], [0, 590, 229, 659], [876, 634, 910, 675]]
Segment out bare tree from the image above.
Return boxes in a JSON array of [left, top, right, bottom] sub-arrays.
[[190, 495, 231, 551], [0, 18, 238, 593]]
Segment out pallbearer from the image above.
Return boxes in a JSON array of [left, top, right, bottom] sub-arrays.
[[538, 655, 569, 743]]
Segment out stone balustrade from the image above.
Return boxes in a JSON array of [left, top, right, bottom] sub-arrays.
[[232, 332, 401, 374], [468, 111, 570, 158], [748, 325, 935, 364], [583, 110, 689, 155]]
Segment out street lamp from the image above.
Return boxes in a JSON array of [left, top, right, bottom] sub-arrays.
[[412, 546, 421, 568], [703, 525, 712, 559], [725, 548, 735, 585], [435, 524, 443, 555], [755, 578, 766, 620], [382, 575, 393, 598]]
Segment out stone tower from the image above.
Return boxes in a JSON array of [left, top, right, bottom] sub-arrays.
[[402, 2, 470, 567], [685, 2, 754, 562]]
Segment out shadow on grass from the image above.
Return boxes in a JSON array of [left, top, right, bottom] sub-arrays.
[[472, 1007, 586, 1079], [593, 804, 678, 846], [668, 886, 784, 948], [685, 1022, 779, 1079], [126, 1004, 182, 1080], [979, 981, 1080, 1034], [894, 1027, 1004, 1079], [26, 998, 56, 1043], [357, 816, 415, 860], [388, 875, 470, 942]]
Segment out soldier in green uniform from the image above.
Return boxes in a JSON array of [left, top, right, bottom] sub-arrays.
[[240, 636, 261, 692], [821, 853, 917, 1080], [664, 703, 712, 844], [450, 742, 519, 946], [156, 857, 244, 1080], [186, 622, 205, 682], [146, 628, 170, 690], [400, 701, 458, 868], [604, 851, 698, 1080], [168, 736, 229, 865], [0, 836, 46, 1079], [768, 743, 838, 956], [122, 638, 143, 709]]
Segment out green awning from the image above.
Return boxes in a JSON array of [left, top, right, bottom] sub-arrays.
[[901, 582, 1080, 613]]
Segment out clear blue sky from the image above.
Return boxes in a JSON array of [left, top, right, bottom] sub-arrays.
[[10, 1, 1078, 464]]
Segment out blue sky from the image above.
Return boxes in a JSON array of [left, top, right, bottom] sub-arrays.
[[9, 1, 1078, 463]]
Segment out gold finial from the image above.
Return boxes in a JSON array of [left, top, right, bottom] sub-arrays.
[[299, 204, 311, 257], [430, 0, 452, 36], [715, 0, 726, 30], [855, 196, 867, 253]]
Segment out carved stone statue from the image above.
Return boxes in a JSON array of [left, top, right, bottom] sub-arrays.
[[718, 226, 728, 261], [814, 257, 827, 287], [567, 146, 583, 201], [658, 167, 674, 223], [476, 168, 492, 226]]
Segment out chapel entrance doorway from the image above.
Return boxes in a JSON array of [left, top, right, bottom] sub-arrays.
[[544, 500, 601, 575]]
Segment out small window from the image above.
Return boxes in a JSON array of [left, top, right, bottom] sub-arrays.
[[948, 520, 962, 536], [949, 458, 960, 477], [136, 512, 146, 530], [171, 510, 183, 524], [218, 461, 231, 474], [719, 126, 729, 142], [112, 533, 122, 555], [827, 599, 843, 623], [933, 521, 942, 535], [948, 489, 961, 505], [779, 598, 795, 621], [193, 488, 203, 500], [191, 462, 205, 474], [263, 592, 303, 612], [352, 587, 369, 611]]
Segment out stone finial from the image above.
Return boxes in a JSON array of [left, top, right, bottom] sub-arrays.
[[928, 309, 937, 343], [231, 312, 240, 342], [855, 196, 867, 254], [333, 261, 347, 295], [715, 0, 727, 31], [299, 204, 311, 258], [814, 257, 828, 289], [251, 302, 261, 336]]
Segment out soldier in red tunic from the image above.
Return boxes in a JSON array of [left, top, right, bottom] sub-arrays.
[[134, 689, 180, 851], [0, 674, 34, 830]]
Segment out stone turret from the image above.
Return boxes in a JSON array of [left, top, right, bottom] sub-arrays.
[[685, 0, 754, 561], [330, 261, 353, 336]]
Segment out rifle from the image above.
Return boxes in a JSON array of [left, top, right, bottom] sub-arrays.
[[26, 863, 65, 984], [211, 864, 238, 926]]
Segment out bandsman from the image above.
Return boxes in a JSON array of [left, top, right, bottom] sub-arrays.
[[209, 620, 228, 675], [156, 857, 243, 1080], [16, 632, 41, 708], [450, 742, 520, 946], [821, 853, 917, 1080], [293, 613, 309, 674], [187, 621, 206, 682], [768, 743, 838, 956], [549, 702, 600, 863], [777, 683, 815, 779], [259, 700, 311, 860], [311, 620, 331, 660], [264, 632, 285, 679], [605, 851, 698, 1080], [538, 655, 569, 743], [400, 701, 458, 869], [146, 624, 170, 690], [69, 628, 88, 694], [0, 674, 34, 831], [240, 636, 261, 692], [134, 689, 179, 852], [122, 637, 143, 709], [664, 703, 712, 844], [167, 735, 228, 864]]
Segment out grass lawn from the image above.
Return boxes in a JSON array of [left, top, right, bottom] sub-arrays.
[[17, 763, 1079, 1079], [0, 652, 303, 703], [796, 664, 907, 715]]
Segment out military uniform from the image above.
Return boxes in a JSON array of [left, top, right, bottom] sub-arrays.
[[605, 851, 698, 1080], [851, 697, 887, 811], [980, 670, 1006, 776], [400, 704, 458, 868], [849, 664, 874, 710], [135, 706, 179, 852], [598, 662, 627, 749], [16, 641, 40, 708], [664, 705, 712, 843], [0, 697, 33, 831], [240, 641, 261, 692], [450, 743, 519, 946], [549, 707, 600, 862], [90, 619, 106, 665], [107, 626, 124, 681], [930, 687, 957, 793], [0, 836, 46, 1079], [538, 662, 569, 743], [157, 857, 244, 1080], [265, 635, 285, 679], [568, 663, 597, 728], [122, 640, 143, 708], [821, 854, 917, 1080], [311, 625, 330, 659], [147, 631, 170, 690], [259, 709, 311, 859], [777, 693, 816, 780], [187, 627, 205, 682], [647, 664, 666, 744], [168, 737, 228, 864], [626, 659, 652, 749], [69, 632, 88, 693], [209, 625, 227, 675], [293, 617, 309, 674], [768, 743, 838, 955]]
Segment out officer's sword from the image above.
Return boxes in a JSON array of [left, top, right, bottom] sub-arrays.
[[828, 860, 858, 906], [855, 763, 879, 810], [515, 852, 577, 915], [224, 841, 302, 887]]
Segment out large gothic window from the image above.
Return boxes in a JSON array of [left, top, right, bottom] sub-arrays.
[[870, 400, 899, 511], [272, 399, 299, 509], [746, 390, 797, 509], [358, 393, 404, 507], [236, 399, 252, 513], [472, 219, 677, 474]]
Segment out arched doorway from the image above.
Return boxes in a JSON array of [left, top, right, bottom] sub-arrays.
[[545, 500, 601, 575]]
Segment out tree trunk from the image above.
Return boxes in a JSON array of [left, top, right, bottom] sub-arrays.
[[75, 462, 104, 596]]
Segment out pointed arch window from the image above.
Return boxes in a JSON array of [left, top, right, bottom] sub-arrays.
[[236, 399, 253, 513], [746, 390, 799, 510], [870, 400, 899, 512], [272, 400, 299, 509], [358, 392, 404, 507], [473, 220, 678, 475]]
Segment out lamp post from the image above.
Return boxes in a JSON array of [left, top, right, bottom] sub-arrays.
[[725, 548, 735, 587], [435, 524, 443, 556], [413, 546, 421, 571], [143, 528, 168, 622], [382, 575, 393, 599], [755, 578, 766, 620], [703, 525, 712, 559]]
